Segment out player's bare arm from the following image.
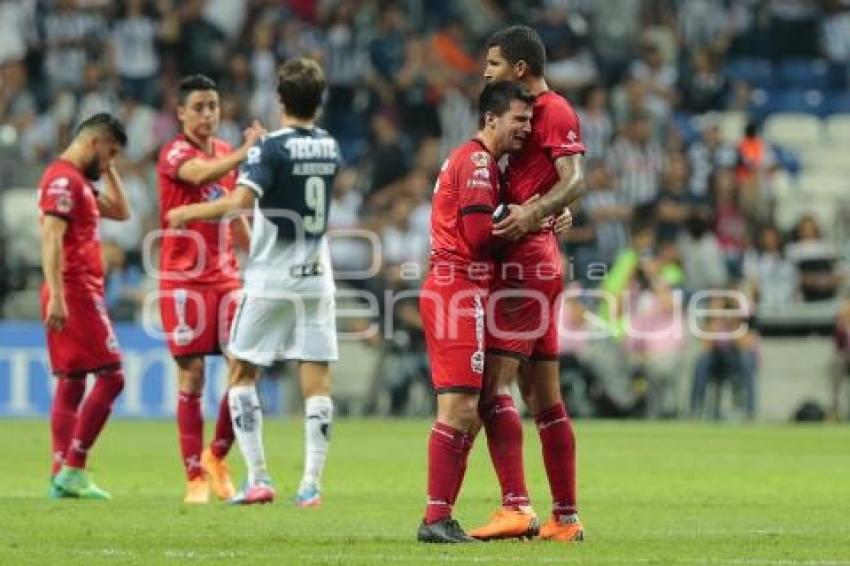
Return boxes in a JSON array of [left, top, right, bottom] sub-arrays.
[[177, 121, 265, 186], [230, 215, 252, 252], [493, 154, 584, 240], [40, 214, 69, 331], [96, 162, 130, 221], [167, 185, 256, 228]]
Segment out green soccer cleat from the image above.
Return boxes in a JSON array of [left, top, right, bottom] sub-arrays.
[[53, 466, 112, 500], [48, 477, 74, 499]]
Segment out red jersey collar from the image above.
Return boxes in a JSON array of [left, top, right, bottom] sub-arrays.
[[178, 132, 217, 156], [470, 137, 495, 158]]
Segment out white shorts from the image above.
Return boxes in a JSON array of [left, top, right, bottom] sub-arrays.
[[227, 291, 338, 366]]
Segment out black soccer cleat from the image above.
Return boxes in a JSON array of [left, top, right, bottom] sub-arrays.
[[417, 518, 478, 543]]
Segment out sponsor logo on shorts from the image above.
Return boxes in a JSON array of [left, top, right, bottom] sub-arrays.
[[472, 294, 485, 374], [290, 263, 324, 278], [172, 289, 193, 346]]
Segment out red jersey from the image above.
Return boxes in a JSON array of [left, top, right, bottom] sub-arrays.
[[429, 138, 501, 273], [502, 90, 585, 273], [157, 134, 240, 287], [38, 159, 105, 294]]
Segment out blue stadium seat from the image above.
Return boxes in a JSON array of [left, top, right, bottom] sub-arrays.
[[772, 88, 825, 116], [777, 59, 830, 90], [725, 58, 774, 89], [823, 92, 850, 116]]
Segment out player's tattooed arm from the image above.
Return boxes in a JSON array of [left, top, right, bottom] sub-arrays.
[[97, 162, 131, 220], [41, 215, 68, 331], [493, 155, 585, 240], [177, 120, 265, 186], [529, 154, 585, 222], [168, 185, 255, 228]]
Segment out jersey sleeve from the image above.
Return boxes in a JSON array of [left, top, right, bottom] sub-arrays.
[[39, 173, 81, 221], [158, 140, 196, 181], [236, 140, 274, 197], [539, 103, 586, 160], [456, 151, 499, 255], [457, 151, 499, 214]]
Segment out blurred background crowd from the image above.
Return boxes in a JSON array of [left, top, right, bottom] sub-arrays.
[[2, 0, 850, 421]]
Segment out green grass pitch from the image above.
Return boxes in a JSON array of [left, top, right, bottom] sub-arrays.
[[1, 419, 849, 565]]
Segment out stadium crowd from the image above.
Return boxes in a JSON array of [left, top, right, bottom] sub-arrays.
[[2, 0, 850, 419]]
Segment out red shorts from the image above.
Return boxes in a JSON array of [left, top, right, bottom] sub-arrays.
[[487, 273, 563, 360], [420, 274, 487, 393], [41, 286, 122, 376], [159, 283, 241, 358]]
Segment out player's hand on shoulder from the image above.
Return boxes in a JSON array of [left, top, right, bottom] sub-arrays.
[[45, 294, 68, 331]]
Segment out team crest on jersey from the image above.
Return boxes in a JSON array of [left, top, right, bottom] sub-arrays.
[[470, 151, 490, 167], [56, 194, 73, 213], [47, 177, 74, 213], [202, 184, 225, 201]]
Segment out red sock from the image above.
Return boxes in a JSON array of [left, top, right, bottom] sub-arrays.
[[210, 391, 234, 460], [481, 395, 530, 507], [50, 378, 87, 475], [535, 402, 577, 518], [449, 433, 475, 505], [65, 369, 124, 469], [177, 391, 204, 480], [425, 421, 465, 524]]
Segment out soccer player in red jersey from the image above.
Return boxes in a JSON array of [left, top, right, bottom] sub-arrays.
[[156, 75, 263, 503], [470, 26, 587, 542], [417, 81, 533, 543], [40, 113, 130, 499]]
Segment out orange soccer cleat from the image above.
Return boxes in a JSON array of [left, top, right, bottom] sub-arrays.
[[183, 477, 210, 504], [539, 516, 584, 542], [470, 506, 540, 541], [201, 448, 236, 500]]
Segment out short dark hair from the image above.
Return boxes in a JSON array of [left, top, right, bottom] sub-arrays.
[[478, 80, 534, 128], [277, 58, 326, 120], [178, 74, 218, 104], [487, 25, 546, 77], [74, 113, 127, 147]]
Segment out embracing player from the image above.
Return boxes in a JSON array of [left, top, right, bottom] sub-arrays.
[[167, 58, 340, 506], [156, 74, 264, 503], [470, 26, 587, 542], [417, 81, 534, 543], [41, 113, 130, 499]]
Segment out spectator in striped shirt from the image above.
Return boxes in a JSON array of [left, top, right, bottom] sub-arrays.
[[607, 110, 663, 206], [576, 85, 613, 161], [582, 158, 631, 268]]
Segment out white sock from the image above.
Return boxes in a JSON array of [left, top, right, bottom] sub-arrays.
[[301, 395, 333, 488], [228, 385, 269, 485]]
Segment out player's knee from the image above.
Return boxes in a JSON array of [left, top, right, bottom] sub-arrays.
[[177, 357, 205, 393], [229, 359, 258, 386], [520, 386, 538, 415], [454, 396, 479, 429], [97, 367, 125, 397], [437, 393, 478, 431]]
